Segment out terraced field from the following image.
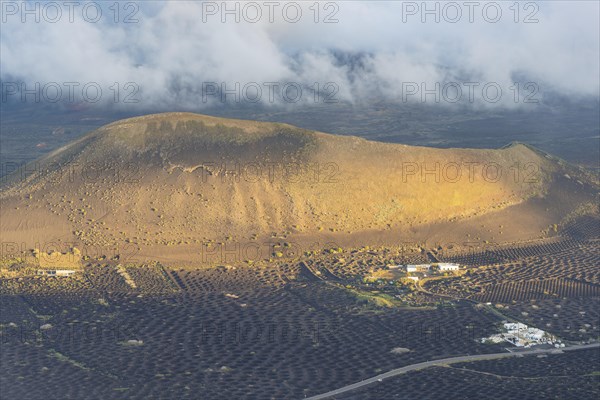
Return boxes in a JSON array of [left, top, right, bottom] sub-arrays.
[[1, 261, 506, 399], [426, 217, 600, 309], [438, 215, 599, 268], [472, 278, 600, 303], [502, 297, 600, 342], [1, 217, 598, 399]]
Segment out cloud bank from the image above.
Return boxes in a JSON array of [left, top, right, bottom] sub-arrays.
[[1, 1, 599, 110]]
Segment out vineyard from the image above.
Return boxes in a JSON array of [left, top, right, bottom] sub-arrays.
[[438, 215, 600, 268], [312, 246, 428, 281], [472, 278, 600, 303], [0, 259, 507, 400], [0, 214, 598, 399], [426, 239, 600, 302], [502, 297, 600, 342], [338, 349, 600, 400], [438, 237, 582, 267]]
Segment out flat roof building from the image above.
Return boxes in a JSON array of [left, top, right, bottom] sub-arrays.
[[406, 264, 431, 272], [438, 263, 460, 271], [37, 270, 76, 277]]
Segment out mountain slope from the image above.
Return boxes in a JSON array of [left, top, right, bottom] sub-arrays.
[[1, 112, 597, 265]]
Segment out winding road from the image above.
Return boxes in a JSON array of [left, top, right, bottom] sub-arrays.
[[305, 342, 600, 399]]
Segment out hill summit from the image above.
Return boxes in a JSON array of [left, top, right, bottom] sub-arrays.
[[1, 113, 597, 265]]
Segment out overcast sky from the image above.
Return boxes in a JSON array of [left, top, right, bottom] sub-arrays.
[[1, 1, 599, 109]]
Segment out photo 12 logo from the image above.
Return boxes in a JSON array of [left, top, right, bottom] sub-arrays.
[[1, 320, 137, 346], [399, 161, 540, 183], [1, 1, 140, 24], [197, 321, 322, 345], [199, 1, 340, 23], [201, 81, 339, 104], [1, 160, 142, 185], [401, 81, 539, 105], [397, 322, 484, 341], [1, 81, 140, 104], [193, 161, 339, 184], [400, 1, 540, 24], [198, 240, 342, 265], [1, 241, 141, 265]]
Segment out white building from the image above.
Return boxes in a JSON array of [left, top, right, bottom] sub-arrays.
[[504, 322, 527, 333], [502, 322, 551, 345], [481, 322, 554, 347], [406, 264, 431, 272], [438, 263, 460, 271], [524, 329, 545, 341], [37, 270, 76, 277]]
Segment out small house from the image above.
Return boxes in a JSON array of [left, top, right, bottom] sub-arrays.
[[406, 264, 431, 272], [438, 263, 460, 271], [37, 269, 76, 277]]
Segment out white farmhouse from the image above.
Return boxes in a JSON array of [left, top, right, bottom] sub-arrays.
[[438, 263, 460, 271], [37, 269, 76, 277], [406, 264, 431, 272]]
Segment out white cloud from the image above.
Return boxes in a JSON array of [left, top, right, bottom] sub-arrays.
[[1, 1, 598, 109]]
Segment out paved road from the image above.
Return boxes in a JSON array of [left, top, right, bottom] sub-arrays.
[[305, 342, 600, 399]]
